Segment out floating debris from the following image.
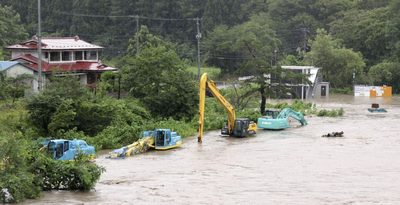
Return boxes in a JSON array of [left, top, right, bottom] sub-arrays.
[[322, 131, 344, 137]]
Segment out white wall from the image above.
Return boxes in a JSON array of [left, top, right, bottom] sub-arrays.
[[11, 51, 37, 59]]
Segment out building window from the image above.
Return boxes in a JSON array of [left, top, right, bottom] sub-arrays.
[[85, 51, 97, 60], [62, 51, 71, 61], [50, 52, 60, 61], [44, 52, 49, 59], [75, 51, 83, 60]]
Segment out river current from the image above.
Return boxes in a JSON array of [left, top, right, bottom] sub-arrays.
[[22, 95, 400, 204]]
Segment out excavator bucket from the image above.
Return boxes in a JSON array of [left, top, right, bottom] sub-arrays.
[[108, 136, 155, 159]]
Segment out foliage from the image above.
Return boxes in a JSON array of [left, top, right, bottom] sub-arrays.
[[317, 108, 344, 117], [127, 25, 174, 55], [144, 118, 197, 139], [0, 5, 28, 49], [121, 44, 198, 120], [266, 100, 317, 116], [221, 83, 259, 110], [305, 29, 366, 88], [368, 61, 400, 93], [0, 102, 104, 203], [330, 7, 391, 65], [26, 76, 90, 135], [204, 13, 310, 113], [26, 76, 151, 138], [87, 124, 142, 150], [96, 71, 121, 97], [186, 66, 221, 79], [2, 0, 400, 93], [198, 97, 227, 131], [265, 100, 344, 117], [31, 152, 104, 191], [237, 109, 260, 123], [331, 87, 353, 95], [0, 135, 39, 203], [0, 73, 32, 102]]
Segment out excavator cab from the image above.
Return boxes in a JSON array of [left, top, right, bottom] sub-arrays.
[[232, 118, 252, 137], [264, 109, 280, 119], [155, 130, 166, 146], [221, 118, 256, 137]]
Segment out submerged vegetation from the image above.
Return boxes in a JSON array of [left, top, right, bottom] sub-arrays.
[[265, 100, 344, 117], [317, 108, 344, 117]]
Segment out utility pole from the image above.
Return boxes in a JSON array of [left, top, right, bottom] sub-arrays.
[[37, 0, 42, 91], [135, 15, 140, 56], [196, 17, 202, 79], [301, 27, 309, 53]]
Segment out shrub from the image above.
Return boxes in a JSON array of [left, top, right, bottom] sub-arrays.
[[266, 100, 317, 115], [31, 153, 105, 191], [317, 108, 344, 117]]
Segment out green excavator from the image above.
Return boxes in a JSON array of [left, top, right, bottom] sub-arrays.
[[257, 108, 307, 130]]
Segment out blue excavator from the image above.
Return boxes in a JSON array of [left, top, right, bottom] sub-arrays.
[[108, 129, 182, 159], [257, 108, 307, 130], [41, 139, 95, 160]]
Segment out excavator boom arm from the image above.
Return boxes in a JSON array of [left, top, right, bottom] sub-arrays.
[[198, 73, 236, 143]]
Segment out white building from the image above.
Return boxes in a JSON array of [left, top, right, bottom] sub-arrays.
[[5, 36, 117, 92]]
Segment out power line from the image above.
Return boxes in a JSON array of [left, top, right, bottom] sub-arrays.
[[55, 11, 199, 21]]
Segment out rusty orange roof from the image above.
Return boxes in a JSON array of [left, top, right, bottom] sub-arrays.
[[12, 54, 116, 73]]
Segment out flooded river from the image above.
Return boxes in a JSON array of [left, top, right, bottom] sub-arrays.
[[23, 95, 400, 204]]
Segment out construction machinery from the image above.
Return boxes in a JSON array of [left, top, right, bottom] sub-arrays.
[[41, 139, 95, 160], [108, 129, 182, 159], [198, 73, 257, 143], [257, 108, 307, 130], [368, 103, 387, 113]]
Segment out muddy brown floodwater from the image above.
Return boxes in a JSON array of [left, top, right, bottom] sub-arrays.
[[22, 95, 400, 205]]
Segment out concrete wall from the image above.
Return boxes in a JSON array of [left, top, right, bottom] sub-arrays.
[[5, 64, 34, 77], [79, 74, 88, 85], [3, 64, 45, 93], [314, 82, 330, 98]]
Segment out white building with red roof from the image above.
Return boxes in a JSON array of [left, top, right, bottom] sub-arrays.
[[5, 35, 117, 92]]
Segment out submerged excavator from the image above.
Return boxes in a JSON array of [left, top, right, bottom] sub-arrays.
[[198, 73, 257, 143], [108, 129, 182, 159], [257, 108, 307, 130]]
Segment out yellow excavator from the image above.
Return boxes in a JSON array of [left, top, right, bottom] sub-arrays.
[[198, 73, 257, 143]]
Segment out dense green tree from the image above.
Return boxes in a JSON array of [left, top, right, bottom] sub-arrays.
[[26, 76, 90, 135], [205, 13, 307, 113], [0, 5, 28, 49], [330, 7, 391, 65], [305, 29, 366, 88], [0, 135, 39, 203], [368, 61, 400, 93], [121, 45, 197, 120], [203, 0, 248, 32], [387, 0, 400, 61]]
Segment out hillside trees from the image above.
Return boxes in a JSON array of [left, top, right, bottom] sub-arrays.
[[121, 39, 198, 120], [305, 29, 366, 88], [369, 62, 400, 93], [205, 13, 309, 113], [0, 5, 28, 51], [330, 7, 391, 65]]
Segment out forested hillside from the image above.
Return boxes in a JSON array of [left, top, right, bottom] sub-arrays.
[[1, 0, 400, 91]]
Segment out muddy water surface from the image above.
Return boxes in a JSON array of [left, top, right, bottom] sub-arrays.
[[23, 95, 400, 204]]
